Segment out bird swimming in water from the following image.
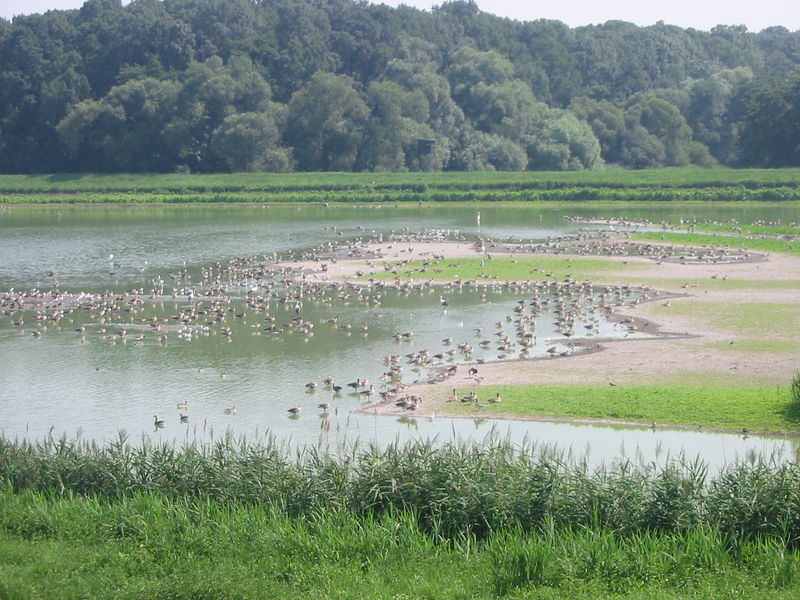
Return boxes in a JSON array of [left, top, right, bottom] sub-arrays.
[[153, 415, 164, 427]]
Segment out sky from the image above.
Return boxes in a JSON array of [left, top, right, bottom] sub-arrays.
[[0, 0, 798, 32]]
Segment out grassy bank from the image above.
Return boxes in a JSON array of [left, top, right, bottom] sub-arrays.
[[2, 435, 800, 598], [2, 168, 800, 204], [632, 231, 800, 256], [2, 488, 800, 599], [447, 384, 799, 434]]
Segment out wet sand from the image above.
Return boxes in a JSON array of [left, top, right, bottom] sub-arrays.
[[303, 239, 800, 431]]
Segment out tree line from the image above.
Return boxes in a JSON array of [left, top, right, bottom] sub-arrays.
[[0, 0, 798, 173]]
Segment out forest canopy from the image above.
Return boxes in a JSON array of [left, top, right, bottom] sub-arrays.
[[0, 0, 798, 173]]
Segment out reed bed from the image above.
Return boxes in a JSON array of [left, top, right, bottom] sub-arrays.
[[2, 433, 799, 546], [4, 187, 800, 205], [3, 168, 800, 205], [3, 434, 800, 597]]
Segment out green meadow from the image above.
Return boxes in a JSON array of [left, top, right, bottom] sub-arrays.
[[632, 232, 800, 257], [367, 255, 630, 282], [448, 384, 799, 434]]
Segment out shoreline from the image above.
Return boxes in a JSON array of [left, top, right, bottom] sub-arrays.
[[324, 238, 800, 437]]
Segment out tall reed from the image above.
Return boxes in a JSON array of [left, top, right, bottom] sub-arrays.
[[1, 432, 798, 545]]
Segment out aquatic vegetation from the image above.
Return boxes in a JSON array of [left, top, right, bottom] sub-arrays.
[[2, 168, 800, 204], [1, 433, 799, 544]]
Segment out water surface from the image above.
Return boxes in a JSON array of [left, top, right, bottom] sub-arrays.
[[2, 203, 798, 469]]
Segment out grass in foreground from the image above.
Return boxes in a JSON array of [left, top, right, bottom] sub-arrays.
[[2, 489, 800, 599], [449, 384, 799, 434], [3, 434, 800, 597]]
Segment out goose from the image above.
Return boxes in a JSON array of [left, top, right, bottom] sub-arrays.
[[153, 415, 164, 427]]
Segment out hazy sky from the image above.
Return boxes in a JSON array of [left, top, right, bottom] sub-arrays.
[[1, 0, 798, 32]]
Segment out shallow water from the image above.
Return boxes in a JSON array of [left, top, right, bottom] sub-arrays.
[[2, 202, 799, 468]]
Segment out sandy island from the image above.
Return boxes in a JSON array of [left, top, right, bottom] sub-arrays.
[[278, 236, 800, 432]]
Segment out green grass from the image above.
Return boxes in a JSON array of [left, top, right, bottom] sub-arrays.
[[646, 302, 800, 336], [2, 489, 800, 599], [632, 277, 800, 291], [632, 232, 800, 256], [703, 340, 800, 353], [3, 434, 800, 597], [3, 168, 800, 204], [365, 255, 634, 282], [448, 384, 800, 433], [688, 223, 800, 237], [1, 168, 799, 192]]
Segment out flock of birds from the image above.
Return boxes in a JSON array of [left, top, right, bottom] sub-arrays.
[[2, 226, 662, 431], [485, 231, 755, 264]]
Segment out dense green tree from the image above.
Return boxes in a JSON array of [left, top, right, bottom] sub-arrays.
[[686, 67, 753, 164], [570, 96, 628, 164], [210, 111, 290, 172], [57, 77, 180, 171], [521, 108, 603, 171], [738, 75, 800, 167], [448, 127, 520, 171], [285, 71, 370, 171], [626, 95, 694, 166], [1, 0, 799, 172]]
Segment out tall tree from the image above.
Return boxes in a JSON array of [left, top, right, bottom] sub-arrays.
[[285, 71, 369, 171]]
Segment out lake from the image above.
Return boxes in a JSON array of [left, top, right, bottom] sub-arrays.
[[2, 202, 799, 469]]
